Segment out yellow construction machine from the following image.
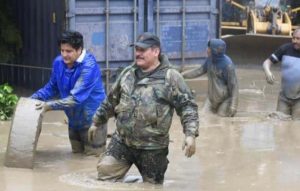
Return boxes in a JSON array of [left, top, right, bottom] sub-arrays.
[[221, 0, 300, 64]]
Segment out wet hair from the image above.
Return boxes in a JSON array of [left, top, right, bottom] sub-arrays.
[[58, 30, 83, 50]]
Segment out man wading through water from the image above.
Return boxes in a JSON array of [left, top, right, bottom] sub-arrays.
[[263, 28, 300, 120], [88, 32, 199, 184], [182, 39, 239, 117], [31, 31, 107, 156]]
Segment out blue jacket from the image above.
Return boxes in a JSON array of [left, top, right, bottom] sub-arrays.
[[31, 50, 106, 129]]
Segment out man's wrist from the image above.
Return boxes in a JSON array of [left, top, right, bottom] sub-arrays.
[[92, 116, 102, 127], [45, 102, 52, 111], [185, 133, 196, 138]]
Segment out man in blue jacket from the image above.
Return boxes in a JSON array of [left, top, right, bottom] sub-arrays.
[[31, 30, 107, 156]]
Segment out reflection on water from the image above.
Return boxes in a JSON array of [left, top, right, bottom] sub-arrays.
[[3, 168, 33, 191], [241, 122, 275, 151]]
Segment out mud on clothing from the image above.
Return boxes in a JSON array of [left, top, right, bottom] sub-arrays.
[[94, 54, 199, 183], [183, 39, 238, 117], [93, 54, 199, 150], [276, 92, 300, 120], [31, 50, 107, 154], [269, 43, 300, 99], [69, 124, 107, 155], [31, 50, 106, 130], [97, 133, 169, 184]]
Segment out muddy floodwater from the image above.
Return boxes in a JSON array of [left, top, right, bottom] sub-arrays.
[[1, 66, 300, 191]]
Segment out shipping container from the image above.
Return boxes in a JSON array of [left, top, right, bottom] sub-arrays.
[[149, 0, 220, 65], [68, 0, 220, 67], [0, 0, 220, 90]]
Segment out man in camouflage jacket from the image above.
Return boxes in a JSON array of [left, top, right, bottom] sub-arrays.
[[88, 32, 199, 184]]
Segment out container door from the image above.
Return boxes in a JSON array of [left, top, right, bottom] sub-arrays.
[[67, 0, 143, 91], [148, 0, 220, 66], [67, 0, 143, 67]]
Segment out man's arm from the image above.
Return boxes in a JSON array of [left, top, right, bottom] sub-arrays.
[[92, 92, 119, 127], [181, 61, 208, 79], [92, 66, 132, 126], [88, 66, 129, 142], [262, 58, 275, 84], [167, 69, 199, 157], [48, 58, 104, 110], [262, 43, 287, 84], [227, 65, 238, 117]]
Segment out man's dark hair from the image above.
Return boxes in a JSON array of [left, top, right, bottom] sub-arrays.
[[58, 30, 83, 50]]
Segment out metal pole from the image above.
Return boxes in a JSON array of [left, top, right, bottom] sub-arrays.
[[105, 0, 110, 93], [138, 0, 144, 34], [148, 0, 154, 32], [133, 0, 137, 63], [67, 0, 76, 30], [156, 0, 160, 36], [181, 0, 186, 66], [218, 0, 222, 38]]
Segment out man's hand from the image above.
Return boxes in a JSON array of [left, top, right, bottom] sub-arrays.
[[228, 107, 236, 117], [88, 124, 98, 143], [182, 136, 196, 158], [265, 71, 275, 84], [35, 102, 51, 113]]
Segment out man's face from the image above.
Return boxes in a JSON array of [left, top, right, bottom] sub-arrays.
[[135, 46, 160, 70], [292, 31, 300, 50], [60, 43, 82, 68]]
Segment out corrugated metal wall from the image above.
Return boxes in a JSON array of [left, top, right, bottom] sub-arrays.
[[68, 0, 220, 85], [0, 0, 220, 90], [67, 0, 142, 88], [150, 0, 220, 65], [68, 0, 141, 66], [0, 0, 65, 90]]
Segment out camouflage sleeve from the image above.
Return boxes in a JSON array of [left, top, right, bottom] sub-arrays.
[[167, 69, 199, 137], [227, 64, 238, 110], [182, 60, 208, 79], [93, 66, 132, 126]]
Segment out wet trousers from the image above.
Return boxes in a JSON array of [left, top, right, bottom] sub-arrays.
[[277, 92, 300, 120], [97, 134, 169, 184], [203, 97, 234, 117], [68, 123, 107, 156]]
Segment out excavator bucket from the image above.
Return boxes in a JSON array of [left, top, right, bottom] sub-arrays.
[[222, 34, 291, 65]]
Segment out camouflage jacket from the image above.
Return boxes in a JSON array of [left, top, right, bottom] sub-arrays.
[[93, 54, 199, 150]]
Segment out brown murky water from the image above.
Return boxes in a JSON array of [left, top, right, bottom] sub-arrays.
[[1, 66, 300, 191]]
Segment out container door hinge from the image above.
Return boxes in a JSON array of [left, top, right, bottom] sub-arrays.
[[52, 12, 56, 24]]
